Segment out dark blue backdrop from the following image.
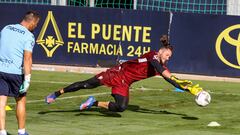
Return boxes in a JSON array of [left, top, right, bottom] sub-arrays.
[[0, 3, 239, 77], [169, 13, 240, 77]]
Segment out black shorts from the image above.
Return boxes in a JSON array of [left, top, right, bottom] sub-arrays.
[[0, 71, 26, 97]]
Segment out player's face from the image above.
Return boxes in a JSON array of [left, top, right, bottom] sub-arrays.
[[158, 48, 172, 64], [29, 18, 40, 31]]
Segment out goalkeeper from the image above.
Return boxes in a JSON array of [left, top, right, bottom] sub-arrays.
[[45, 35, 203, 112]]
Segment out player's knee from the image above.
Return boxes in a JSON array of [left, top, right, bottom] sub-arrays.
[[118, 104, 127, 112], [108, 102, 127, 112]]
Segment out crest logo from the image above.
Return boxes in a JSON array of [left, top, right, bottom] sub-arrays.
[[36, 11, 64, 57], [216, 24, 240, 69]]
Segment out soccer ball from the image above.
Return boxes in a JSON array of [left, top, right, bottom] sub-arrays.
[[195, 90, 211, 107]]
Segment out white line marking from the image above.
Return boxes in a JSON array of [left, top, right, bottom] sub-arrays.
[[8, 92, 110, 105], [31, 80, 240, 95], [7, 87, 240, 105], [8, 88, 163, 105], [32, 80, 72, 84]]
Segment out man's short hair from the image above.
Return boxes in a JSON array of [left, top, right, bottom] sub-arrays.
[[23, 11, 40, 22]]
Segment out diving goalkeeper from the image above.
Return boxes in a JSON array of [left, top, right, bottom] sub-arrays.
[[45, 35, 203, 112]]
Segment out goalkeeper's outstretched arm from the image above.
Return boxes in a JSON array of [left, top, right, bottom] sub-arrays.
[[150, 59, 192, 91], [162, 71, 203, 95], [161, 71, 203, 95], [150, 60, 202, 95], [161, 70, 191, 90]]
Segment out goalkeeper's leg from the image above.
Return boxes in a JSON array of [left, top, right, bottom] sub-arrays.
[[62, 76, 101, 93], [88, 94, 128, 112], [108, 94, 128, 112], [45, 76, 101, 104]]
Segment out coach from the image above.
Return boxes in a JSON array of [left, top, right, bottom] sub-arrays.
[[0, 11, 40, 135]]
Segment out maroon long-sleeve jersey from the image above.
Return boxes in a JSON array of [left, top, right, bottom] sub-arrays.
[[96, 51, 169, 96]]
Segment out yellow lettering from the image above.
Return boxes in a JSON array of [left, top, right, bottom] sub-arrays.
[[77, 23, 85, 39], [116, 45, 123, 56], [113, 44, 117, 55], [73, 42, 80, 53], [67, 41, 124, 56], [91, 24, 100, 39], [113, 25, 121, 41], [135, 46, 142, 57], [106, 44, 113, 55], [68, 22, 76, 38], [142, 27, 151, 43], [102, 24, 111, 40], [122, 25, 131, 42], [143, 46, 151, 54], [127, 45, 134, 56], [99, 44, 106, 55], [67, 42, 74, 53], [133, 26, 142, 42], [89, 43, 99, 54], [81, 42, 88, 53]]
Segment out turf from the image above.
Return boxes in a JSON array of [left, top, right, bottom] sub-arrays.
[[5, 71, 240, 135]]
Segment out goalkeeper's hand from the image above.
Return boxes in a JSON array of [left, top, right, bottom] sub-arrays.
[[19, 74, 31, 94], [186, 84, 203, 95], [170, 75, 192, 89]]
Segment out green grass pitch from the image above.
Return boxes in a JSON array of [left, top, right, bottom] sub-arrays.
[[5, 71, 240, 135]]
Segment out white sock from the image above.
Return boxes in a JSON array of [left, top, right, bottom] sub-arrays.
[[18, 128, 26, 134], [0, 130, 7, 135]]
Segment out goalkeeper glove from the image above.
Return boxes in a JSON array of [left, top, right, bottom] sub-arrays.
[[186, 84, 203, 95], [19, 74, 31, 94], [170, 75, 192, 89]]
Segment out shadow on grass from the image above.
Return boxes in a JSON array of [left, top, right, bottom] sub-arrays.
[[38, 105, 197, 120], [38, 109, 80, 114], [38, 108, 121, 118], [127, 105, 199, 120], [76, 108, 121, 117]]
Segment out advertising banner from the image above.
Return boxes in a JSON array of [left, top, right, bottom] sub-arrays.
[[169, 13, 240, 77], [0, 4, 170, 67]]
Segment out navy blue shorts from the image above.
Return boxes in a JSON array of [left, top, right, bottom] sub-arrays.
[[0, 71, 26, 97]]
